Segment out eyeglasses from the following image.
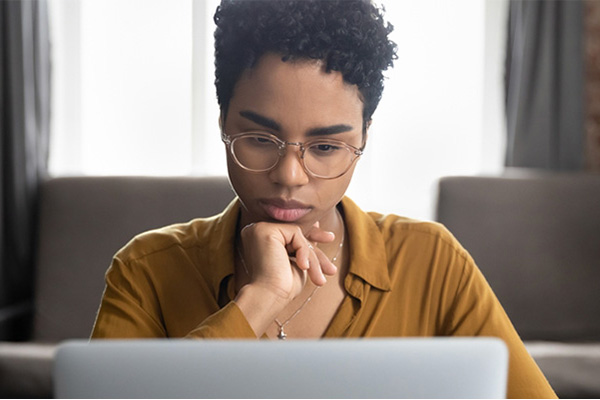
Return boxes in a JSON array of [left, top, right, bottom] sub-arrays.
[[221, 131, 364, 179]]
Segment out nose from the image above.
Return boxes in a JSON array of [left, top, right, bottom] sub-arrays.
[[268, 144, 310, 187]]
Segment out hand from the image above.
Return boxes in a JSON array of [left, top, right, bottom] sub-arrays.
[[239, 221, 337, 301]]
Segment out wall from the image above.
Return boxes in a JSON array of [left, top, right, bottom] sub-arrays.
[[585, 0, 600, 171]]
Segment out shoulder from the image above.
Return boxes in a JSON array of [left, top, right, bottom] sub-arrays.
[[341, 196, 472, 267], [103, 216, 226, 297], [114, 215, 221, 265], [365, 212, 477, 292], [368, 211, 470, 260], [365, 212, 482, 310], [113, 199, 240, 264]]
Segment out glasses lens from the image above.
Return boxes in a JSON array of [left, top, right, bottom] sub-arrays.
[[231, 135, 280, 171], [304, 142, 356, 178]]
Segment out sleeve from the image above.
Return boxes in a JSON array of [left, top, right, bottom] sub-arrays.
[[443, 255, 557, 399], [91, 256, 258, 340], [184, 302, 257, 339]]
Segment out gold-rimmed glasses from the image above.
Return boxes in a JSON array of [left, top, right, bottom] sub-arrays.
[[221, 131, 364, 179]]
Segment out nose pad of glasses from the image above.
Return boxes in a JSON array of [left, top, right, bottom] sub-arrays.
[[271, 144, 309, 183], [276, 145, 287, 157], [277, 142, 303, 157]]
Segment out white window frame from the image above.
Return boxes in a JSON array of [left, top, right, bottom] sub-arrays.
[[48, 0, 508, 220]]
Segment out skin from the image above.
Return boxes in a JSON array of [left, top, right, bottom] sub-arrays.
[[220, 52, 367, 338]]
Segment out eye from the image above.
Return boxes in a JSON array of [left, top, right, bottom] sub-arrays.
[[309, 143, 342, 156], [247, 136, 276, 147]]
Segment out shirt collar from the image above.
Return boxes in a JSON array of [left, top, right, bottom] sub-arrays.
[[340, 197, 391, 292], [205, 196, 392, 301]]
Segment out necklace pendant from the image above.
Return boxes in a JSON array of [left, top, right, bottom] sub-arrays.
[[277, 327, 287, 340]]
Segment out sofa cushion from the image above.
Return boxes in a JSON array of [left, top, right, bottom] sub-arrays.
[[0, 343, 55, 398], [436, 171, 600, 341], [32, 176, 235, 342]]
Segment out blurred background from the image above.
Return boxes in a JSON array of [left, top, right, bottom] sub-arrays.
[[28, 0, 600, 219], [47, 0, 505, 220], [2, 1, 600, 398]]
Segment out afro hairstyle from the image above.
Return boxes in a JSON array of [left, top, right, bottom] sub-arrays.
[[213, 0, 398, 131]]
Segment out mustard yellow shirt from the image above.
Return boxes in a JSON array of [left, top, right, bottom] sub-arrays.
[[91, 197, 556, 399]]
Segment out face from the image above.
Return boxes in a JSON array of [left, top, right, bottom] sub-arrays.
[[222, 53, 366, 233]]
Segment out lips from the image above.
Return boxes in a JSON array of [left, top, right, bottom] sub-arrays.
[[259, 199, 312, 222]]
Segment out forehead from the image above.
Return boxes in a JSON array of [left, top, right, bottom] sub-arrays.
[[225, 53, 364, 134]]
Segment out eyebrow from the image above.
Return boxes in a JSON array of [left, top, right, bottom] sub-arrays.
[[239, 110, 354, 137], [306, 124, 354, 137], [239, 110, 281, 131]]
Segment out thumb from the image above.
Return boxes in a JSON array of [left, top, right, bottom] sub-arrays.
[[306, 221, 335, 244]]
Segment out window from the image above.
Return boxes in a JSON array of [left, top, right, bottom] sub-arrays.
[[48, 0, 507, 220]]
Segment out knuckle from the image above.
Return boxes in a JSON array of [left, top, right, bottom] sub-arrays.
[[240, 222, 256, 234], [241, 222, 269, 238], [252, 221, 269, 232]]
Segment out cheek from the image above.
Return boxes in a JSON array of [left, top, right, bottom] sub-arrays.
[[334, 163, 359, 198], [226, 156, 266, 202], [316, 171, 355, 207], [226, 156, 248, 198]]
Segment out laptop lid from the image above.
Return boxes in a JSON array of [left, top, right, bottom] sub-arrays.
[[54, 337, 508, 398]]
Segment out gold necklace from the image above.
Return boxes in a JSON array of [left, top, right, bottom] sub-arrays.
[[237, 213, 345, 340]]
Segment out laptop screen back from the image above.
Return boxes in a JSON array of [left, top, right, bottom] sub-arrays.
[[54, 337, 508, 398]]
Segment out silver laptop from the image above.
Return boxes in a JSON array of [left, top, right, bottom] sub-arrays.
[[54, 338, 508, 398]]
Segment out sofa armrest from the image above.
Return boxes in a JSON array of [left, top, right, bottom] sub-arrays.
[[0, 302, 33, 341], [0, 342, 56, 398]]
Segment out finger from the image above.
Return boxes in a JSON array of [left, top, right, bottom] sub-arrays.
[[290, 253, 309, 271], [315, 247, 338, 276], [305, 227, 335, 244], [277, 226, 330, 284], [305, 252, 327, 286], [289, 259, 308, 287], [305, 221, 335, 242], [295, 239, 317, 272], [290, 237, 325, 285], [242, 222, 302, 276], [279, 225, 316, 254]]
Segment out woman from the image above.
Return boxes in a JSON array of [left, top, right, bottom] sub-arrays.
[[92, 1, 556, 398]]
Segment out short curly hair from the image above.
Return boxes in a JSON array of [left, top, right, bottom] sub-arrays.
[[213, 0, 397, 131]]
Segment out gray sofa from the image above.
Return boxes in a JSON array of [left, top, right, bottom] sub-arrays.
[[0, 176, 235, 398], [436, 169, 600, 398], [2, 172, 597, 397]]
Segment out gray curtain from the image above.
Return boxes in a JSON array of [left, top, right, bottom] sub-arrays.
[[505, 0, 584, 170], [0, 0, 50, 339]]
